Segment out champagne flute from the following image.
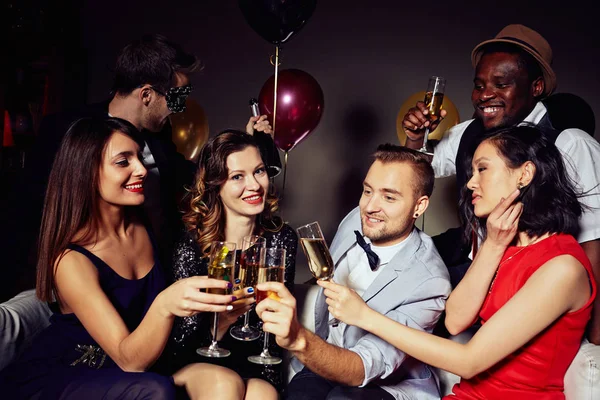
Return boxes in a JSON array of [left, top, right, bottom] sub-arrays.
[[197, 241, 236, 358], [418, 76, 446, 155], [248, 247, 286, 365], [230, 235, 266, 341], [296, 221, 339, 326]]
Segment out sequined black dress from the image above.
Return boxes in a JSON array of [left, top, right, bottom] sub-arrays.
[[167, 223, 297, 391]]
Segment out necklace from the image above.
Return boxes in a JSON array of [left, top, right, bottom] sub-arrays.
[[488, 233, 555, 293]]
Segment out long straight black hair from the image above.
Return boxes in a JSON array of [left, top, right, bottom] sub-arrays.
[[459, 124, 584, 243]]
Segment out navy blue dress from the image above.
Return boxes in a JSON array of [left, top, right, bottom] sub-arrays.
[[0, 242, 177, 399]]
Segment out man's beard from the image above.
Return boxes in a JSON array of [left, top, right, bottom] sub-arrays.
[[361, 216, 412, 245]]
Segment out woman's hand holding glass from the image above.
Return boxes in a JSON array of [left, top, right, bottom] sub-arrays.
[[197, 241, 237, 358], [159, 276, 236, 318], [214, 286, 255, 340], [317, 280, 371, 330]]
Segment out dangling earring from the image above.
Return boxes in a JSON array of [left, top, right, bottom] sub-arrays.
[[517, 182, 524, 190]]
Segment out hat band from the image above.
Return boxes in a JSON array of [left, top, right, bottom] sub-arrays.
[[498, 36, 542, 57]]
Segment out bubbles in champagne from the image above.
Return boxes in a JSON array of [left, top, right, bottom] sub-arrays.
[[424, 91, 444, 121], [300, 238, 334, 280], [207, 264, 233, 295], [213, 246, 230, 265], [242, 262, 260, 288], [256, 290, 281, 303], [255, 266, 284, 303], [257, 266, 284, 285]]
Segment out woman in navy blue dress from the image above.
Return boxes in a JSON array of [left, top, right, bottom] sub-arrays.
[[0, 118, 276, 399]]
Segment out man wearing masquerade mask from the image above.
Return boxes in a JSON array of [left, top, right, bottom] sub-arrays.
[[4, 34, 274, 298]]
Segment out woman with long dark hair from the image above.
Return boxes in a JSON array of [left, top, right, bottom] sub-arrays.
[[0, 118, 264, 400], [316, 125, 595, 399], [168, 130, 297, 393]]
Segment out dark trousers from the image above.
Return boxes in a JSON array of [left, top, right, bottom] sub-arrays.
[[52, 370, 178, 400], [285, 367, 394, 400]]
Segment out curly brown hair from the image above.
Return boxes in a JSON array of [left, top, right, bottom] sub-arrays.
[[183, 130, 282, 255]]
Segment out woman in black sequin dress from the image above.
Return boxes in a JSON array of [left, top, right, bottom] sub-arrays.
[[168, 130, 297, 394]]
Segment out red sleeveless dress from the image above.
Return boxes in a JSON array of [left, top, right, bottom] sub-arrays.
[[445, 234, 596, 400]]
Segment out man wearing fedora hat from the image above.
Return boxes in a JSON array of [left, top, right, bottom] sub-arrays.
[[402, 24, 600, 344]]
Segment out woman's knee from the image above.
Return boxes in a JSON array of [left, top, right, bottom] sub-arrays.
[[245, 378, 278, 400], [173, 363, 244, 399]]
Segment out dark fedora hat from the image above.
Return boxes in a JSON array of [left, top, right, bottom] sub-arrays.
[[471, 24, 557, 96]]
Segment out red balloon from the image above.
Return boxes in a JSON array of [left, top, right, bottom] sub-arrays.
[[258, 69, 324, 152]]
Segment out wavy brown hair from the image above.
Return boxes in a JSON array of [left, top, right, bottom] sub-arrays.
[[36, 117, 143, 302], [183, 130, 281, 255]]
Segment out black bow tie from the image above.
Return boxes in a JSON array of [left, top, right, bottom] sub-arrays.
[[354, 231, 379, 271]]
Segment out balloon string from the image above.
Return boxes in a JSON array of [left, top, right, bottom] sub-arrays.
[[282, 150, 288, 201], [272, 45, 280, 143]]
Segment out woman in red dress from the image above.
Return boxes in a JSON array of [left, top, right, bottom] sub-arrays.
[[319, 125, 596, 399]]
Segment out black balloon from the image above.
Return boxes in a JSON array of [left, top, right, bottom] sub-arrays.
[[239, 0, 317, 45]]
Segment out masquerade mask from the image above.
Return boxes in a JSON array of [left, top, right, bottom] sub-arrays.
[[151, 84, 193, 113]]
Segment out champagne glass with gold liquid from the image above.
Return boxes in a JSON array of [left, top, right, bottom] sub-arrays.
[[197, 241, 236, 358], [296, 221, 339, 326], [230, 235, 266, 341], [418, 76, 446, 155], [248, 247, 286, 365]]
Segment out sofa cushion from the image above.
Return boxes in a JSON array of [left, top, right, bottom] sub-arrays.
[[286, 283, 321, 382], [433, 327, 477, 396], [0, 289, 52, 371], [564, 338, 600, 400]]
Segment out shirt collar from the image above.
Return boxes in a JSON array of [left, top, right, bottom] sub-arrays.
[[520, 101, 547, 125]]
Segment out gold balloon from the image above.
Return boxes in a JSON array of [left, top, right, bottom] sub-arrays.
[[396, 91, 460, 145], [169, 99, 209, 162]]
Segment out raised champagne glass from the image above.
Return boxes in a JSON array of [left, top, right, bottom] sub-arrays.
[[248, 247, 286, 365], [197, 241, 236, 358], [296, 221, 339, 326], [230, 235, 266, 341], [418, 76, 446, 155]]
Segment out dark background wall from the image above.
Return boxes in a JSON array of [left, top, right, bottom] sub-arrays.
[[2, 0, 598, 292], [81, 0, 598, 282]]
